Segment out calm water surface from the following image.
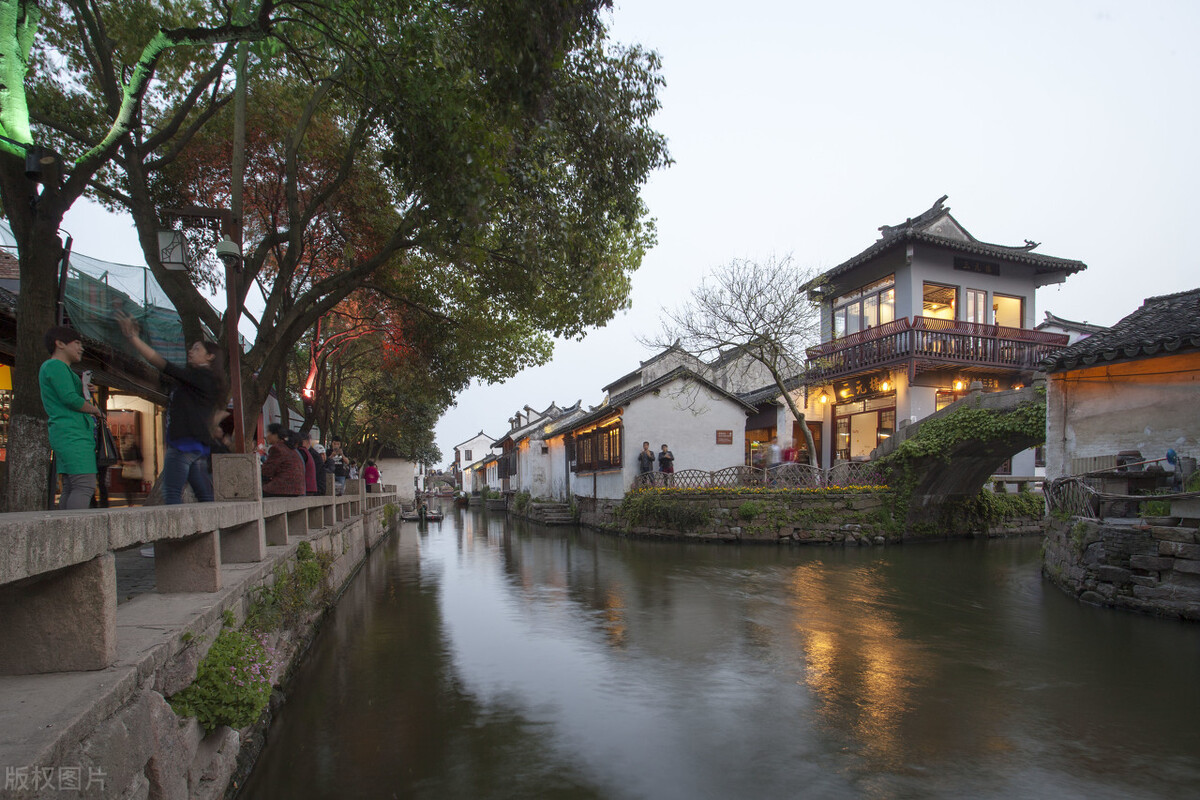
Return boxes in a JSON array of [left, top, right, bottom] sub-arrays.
[[240, 507, 1200, 799]]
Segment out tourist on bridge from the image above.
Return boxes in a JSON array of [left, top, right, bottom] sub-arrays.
[[117, 313, 224, 504], [39, 326, 103, 509]]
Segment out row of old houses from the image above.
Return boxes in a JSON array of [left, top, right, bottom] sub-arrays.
[[449, 196, 1190, 503]]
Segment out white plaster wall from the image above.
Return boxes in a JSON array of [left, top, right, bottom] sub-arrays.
[[1046, 354, 1200, 480], [905, 385, 939, 430], [517, 441, 553, 498], [623, 380, 749, 478], [377, 458, 416, 502], [572, 469, 625, 500], [546, 437, 572, 501]]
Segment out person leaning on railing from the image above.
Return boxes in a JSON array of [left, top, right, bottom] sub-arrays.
[[117, 313, 224, 504], [261, 423, 305, 497]]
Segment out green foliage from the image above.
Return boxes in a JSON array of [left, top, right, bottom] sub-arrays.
[[382, 502, 398, 526], [1187, 471, 1200, 492], [514, 491, 531, 513], [888, 401, 1046, 465], [170, 626, 273, 733], [1141, 494, 1173, 517], [246, 542, 332, 631], [617, 492, 712, 532], [737, 500, 764, 520]]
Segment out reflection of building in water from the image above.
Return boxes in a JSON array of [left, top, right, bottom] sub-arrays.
[[602, 589, 627, 648], [788, 563, 922, 766]]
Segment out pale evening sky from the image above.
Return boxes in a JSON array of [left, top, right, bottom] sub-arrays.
[[61, 0, 1200, 467]]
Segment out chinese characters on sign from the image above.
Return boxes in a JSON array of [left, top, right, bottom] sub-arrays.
[[715, 430, 733, 445]]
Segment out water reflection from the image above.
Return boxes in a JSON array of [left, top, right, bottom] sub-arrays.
[[241, 510, 1200, 800]]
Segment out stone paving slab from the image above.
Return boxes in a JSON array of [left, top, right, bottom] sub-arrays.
[[0, 545, 298, 775]]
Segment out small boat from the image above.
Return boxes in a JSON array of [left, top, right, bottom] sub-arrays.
[[425, 508, 445, 522], [401, 509, 421, 522]]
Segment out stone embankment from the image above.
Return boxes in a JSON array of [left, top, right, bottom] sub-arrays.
[[1044, 517, 1200, 620], [0, 469, 397, 800], [575, 490, 1043, 544]]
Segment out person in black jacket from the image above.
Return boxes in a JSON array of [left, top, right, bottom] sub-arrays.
[[118, 313, 224, 504], [303, 431, 326, 494]]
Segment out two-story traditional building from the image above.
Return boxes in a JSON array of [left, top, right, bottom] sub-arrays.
[[801, 196, 1086, 470]]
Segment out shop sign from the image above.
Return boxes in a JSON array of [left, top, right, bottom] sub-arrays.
[[953, 256, 1000, 276], [715, 430, 734, 445]]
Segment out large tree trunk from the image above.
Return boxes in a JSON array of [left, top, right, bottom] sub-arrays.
[[1, 154, 72, 511]]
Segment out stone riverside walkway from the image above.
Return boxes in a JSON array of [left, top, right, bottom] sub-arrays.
[[0, 455, 399, 799]]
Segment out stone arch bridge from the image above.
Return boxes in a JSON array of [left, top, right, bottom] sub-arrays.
[[871, 382, 1046, 529]]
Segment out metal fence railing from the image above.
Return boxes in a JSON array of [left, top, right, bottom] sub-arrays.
[[630, 463, 889, 491]]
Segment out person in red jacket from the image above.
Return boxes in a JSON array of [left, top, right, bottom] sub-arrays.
[[363, 459, 381, 492], [261, 423, 305, 497]]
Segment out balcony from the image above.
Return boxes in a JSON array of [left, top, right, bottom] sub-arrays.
[[805, 316, 1069, 383]]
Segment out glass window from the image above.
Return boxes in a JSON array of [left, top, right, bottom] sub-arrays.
[[833, 275, 895, 336], [878, 409, 896, 446], [879, 288, 895, 325], [863, 294, 879, 329], [993, 294, 1023, 328], [923, 282, 957, 320], [965, 289, 988, 324], [835, 417, 850, 462], [845, 302, 861, 334]]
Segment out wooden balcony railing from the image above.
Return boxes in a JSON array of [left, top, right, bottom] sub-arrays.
[[806, 316, 1069, 381]]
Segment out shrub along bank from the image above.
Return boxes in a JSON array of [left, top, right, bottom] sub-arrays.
[[577, 485, 1044, 544]]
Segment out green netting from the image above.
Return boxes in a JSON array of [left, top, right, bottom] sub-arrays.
[[63, 258, 189, 364], [0, 221, 227, 365]]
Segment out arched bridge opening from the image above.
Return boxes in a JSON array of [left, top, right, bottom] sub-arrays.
[[871, 382, 1046, 530]]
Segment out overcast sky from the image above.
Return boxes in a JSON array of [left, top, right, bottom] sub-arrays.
[[62, 0, 1200, 467]]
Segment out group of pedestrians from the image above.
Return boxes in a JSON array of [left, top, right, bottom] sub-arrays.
[[637, 440, 674, 482], [39, 319, 382, 509]]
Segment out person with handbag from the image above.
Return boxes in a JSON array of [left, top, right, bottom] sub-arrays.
[[117, 313, 224, 504], [39, 326, 103, 509]]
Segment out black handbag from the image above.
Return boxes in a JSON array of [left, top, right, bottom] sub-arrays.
[[96, 417, 119, 468]]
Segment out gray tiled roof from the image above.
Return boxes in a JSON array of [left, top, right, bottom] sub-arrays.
[[1040, 288, 1200, 373], [814, 196, 1087, 288], [566, 366, 756, 433]]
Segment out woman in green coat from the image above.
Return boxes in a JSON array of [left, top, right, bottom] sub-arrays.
[[39, 326, 103, 509]]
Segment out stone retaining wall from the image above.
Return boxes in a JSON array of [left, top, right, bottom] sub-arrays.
[[577, 491, 1044, 544], [1043, 517, 1200, 620], [577, 492, 898, 544]]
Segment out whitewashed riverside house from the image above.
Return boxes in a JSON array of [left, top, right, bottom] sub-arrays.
[[563, 366, 755, 500], [495, 402, 586, 500], [452, 430, 497, 491]]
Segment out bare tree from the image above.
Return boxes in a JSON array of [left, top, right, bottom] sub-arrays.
[[644, 255, 824, 465]]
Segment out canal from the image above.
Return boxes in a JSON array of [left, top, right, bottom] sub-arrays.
[[240, 507, 1200, 799]]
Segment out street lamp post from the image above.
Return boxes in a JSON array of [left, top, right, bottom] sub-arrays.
[[160, 206, 247, 454]]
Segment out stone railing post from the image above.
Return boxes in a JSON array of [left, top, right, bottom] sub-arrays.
[[212, 453, 263, 501]]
